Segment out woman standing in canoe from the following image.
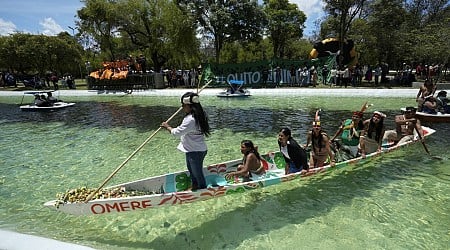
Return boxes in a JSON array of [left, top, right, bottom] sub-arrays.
[[161, 92, 210, 191]]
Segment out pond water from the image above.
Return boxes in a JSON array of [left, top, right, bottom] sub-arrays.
[[0, 92, 449, 249]]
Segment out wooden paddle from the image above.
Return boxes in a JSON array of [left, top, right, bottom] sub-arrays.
[[85, 79, 213, 202], [414, 125, 430, 155]]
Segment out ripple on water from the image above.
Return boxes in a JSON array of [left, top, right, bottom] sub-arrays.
[[0, 95, 449, 249]]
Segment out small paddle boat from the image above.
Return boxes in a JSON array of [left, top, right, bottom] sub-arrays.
[[414, 111, 450, 123], [19, 91, 75, 111], [401, 107, 450, 123], [217, 80, 251, 97]]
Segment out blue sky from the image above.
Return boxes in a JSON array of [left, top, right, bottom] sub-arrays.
[[0, 0, 324, 37]]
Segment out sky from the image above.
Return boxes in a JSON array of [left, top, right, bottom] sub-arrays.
[[0, 0, 325, 37]]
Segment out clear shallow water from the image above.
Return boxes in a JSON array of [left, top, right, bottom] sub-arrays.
[[0, 94, 449, 249]]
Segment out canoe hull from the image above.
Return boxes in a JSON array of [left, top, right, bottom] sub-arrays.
[[216, 90, 251, 97], [415, 112, 450, 123], [44, 127, 435, 216], [20, 102, 75, 111]]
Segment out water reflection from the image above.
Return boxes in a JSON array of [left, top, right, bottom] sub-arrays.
[[0, 95, 449, 249], [1, 100, 447, 139]]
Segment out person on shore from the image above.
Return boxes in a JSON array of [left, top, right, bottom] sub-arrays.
[[359, 111, 386, 158], [383, 107, 423, 145], [161, 92, 210, 191], [305, 111, 335, 168], [225, 140, 265, 181], [261, 67, 269, 87], [330, 110, 364, 158], [277, 127, 308, 175], [50, 73, 59, 90]]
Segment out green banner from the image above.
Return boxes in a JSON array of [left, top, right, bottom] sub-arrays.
[[202, 56, 335, 87]]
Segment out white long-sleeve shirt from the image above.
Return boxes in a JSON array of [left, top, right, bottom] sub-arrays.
[[171, 114, 207, 152]]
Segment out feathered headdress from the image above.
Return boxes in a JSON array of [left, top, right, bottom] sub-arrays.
[[353, 101, 373, 118], [373, 111, 386, 118], [312, 109, 321, 126]]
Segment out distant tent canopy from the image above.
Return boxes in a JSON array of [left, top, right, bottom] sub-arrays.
[[309, 38, 357, 67]]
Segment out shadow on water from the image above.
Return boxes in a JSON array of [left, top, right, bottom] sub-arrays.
[[146, 154, 444, 249], [0, 102, 315, 135]]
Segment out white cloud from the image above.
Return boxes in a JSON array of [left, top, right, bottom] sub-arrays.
[[290, 0, 325, 35], [0, 18, 17, 36], [40, 17, 64, 36], [290, 0, 324, 18]]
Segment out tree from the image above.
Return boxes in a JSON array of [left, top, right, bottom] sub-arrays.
[[78, 0, 199, 71], [263, 0, 306, 59], [117, 0, 199, 71], [322, 0, 366, 67], [177, 0, 266, 63], [346, 18, 377, 66], [365, 0, 405, 67], [0, 33, 82, 77], [404, 3, 450, 66], [77, 0, 121, 61]]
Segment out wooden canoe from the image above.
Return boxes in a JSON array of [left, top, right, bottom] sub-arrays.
[[44, 126, 435, 216], [415, 111, 450, 123]]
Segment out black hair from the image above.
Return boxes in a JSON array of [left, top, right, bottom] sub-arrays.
[[241, 140, 261, 160], [181, 92, 210, 136], [367, 116, 384, 142], [311, 128, 325, 152], [405, 106, 417, 112], [279, 127, 292, 138]]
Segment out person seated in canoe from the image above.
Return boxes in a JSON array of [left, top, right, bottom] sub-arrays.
[[34, 94, 51, 107], [416, 78, 436, 112], [383, 107, 423, 145], [277, 127, 308, 175], [359, 111, 386, 158], [422, 95, 437, 114], [436, 90, 450, 114], [225, 140, 265, 181], [330, 110, 365, 159], [46, 91, 59, 104], [227, 80, 244, 94], [305, 111, 335, 168]]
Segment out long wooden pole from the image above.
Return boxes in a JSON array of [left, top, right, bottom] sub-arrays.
[[414, 126, 430, 155], [85, 79, 213, 202]]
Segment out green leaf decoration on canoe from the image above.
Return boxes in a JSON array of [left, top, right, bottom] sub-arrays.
[[273, 152, 286, 169], [175, 173, 190, 191], [226, 187, 246, 194]]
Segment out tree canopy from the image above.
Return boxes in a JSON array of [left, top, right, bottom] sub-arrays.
[[0, 33, 82, 76], [0, 0, 448, 77]]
